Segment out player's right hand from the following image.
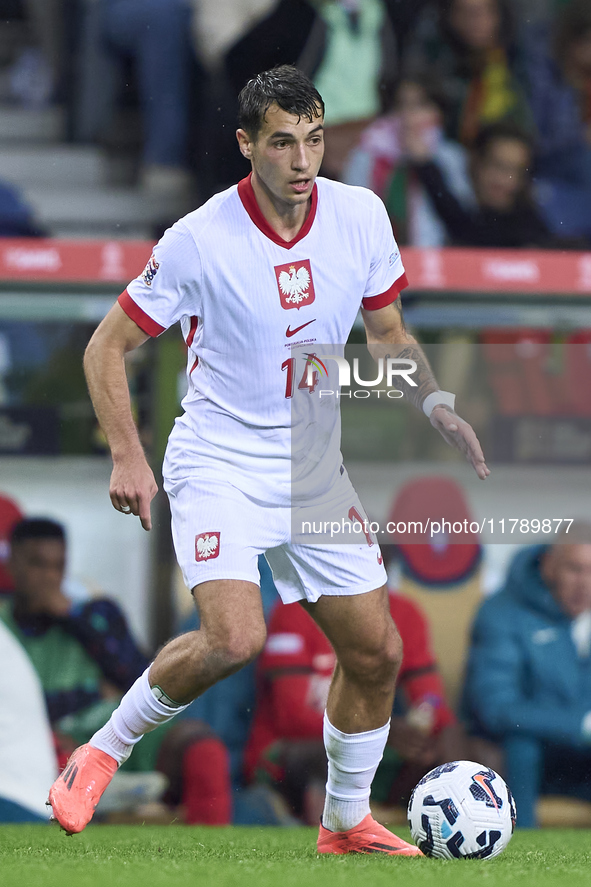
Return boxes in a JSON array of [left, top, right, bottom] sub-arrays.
[[430, 406, 490, 480], [109, 456, 158, 531]]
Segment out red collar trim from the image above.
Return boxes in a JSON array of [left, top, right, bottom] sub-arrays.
[[237, 172, 318, 249]]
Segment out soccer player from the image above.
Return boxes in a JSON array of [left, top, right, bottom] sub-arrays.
[[49, 65, 489, 853]]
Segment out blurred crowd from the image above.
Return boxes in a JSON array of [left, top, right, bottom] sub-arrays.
[[0, 0, 591, 245], [2, 490, 591, 830]]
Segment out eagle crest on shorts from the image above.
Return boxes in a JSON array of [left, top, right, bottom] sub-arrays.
[[195, 531, 220, 561], [274, 259, 316, 310]]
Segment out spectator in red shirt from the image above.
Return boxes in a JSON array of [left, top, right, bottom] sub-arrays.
[[244, 556, 465, 824]]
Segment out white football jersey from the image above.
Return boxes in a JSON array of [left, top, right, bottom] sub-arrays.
[[120, 175, 406, 504]]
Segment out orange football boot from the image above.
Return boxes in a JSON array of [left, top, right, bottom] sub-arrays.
[[318, 813, 423, 856], [48, 743, 118, 834]]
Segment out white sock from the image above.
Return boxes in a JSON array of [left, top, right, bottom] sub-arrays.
[[322, 711, 390, 832], [90, 668, 190, 765]]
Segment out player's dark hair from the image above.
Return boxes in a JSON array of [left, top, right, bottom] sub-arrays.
[[10, 517, 66, 546], [238, 65, 324, 137]]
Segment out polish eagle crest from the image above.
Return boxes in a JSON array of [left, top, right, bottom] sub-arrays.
[[278, 265, 311, 304], [195, 532, 220, 561]]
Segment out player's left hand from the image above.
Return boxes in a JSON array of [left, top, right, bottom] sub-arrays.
[[430, 405, 490, 480]]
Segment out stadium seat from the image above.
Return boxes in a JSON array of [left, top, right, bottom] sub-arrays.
[[481, 330, 555, 416], [564, 331, 591, 417]]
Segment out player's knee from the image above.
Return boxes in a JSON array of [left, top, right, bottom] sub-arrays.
[[380, 627, 403, 680], [342, 625, 402, 687], [211, 622, 267, 673]]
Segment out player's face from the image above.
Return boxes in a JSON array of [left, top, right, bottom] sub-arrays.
[[238, 103, 324, 210], [543, 544, 591, 618], [9, 538, 66, 604]]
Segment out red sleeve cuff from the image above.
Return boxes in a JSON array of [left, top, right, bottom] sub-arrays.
[[118, 289, 166, 337], [362, 272, 408, 311]]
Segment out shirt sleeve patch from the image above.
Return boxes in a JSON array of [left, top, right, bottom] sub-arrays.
[[362, 272, 408, 311], [141, 252, 160, 287], [118, 289, 166, 337]]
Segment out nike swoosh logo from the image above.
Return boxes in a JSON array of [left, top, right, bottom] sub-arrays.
[[286, 319, 316, 338], [474, 774, 499, 810]]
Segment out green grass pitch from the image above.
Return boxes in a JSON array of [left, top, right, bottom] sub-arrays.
[[0, 824, 588, 887]]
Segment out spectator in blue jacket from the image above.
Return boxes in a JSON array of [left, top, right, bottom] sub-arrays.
[[464, 527, 591, 827]]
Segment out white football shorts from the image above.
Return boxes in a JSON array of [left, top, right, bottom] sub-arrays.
[[163, 469, 387, 603]]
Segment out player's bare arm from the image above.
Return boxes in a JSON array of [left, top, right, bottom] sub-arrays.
[[361, 298, 490, 480], [84, 302, 158, 529]]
